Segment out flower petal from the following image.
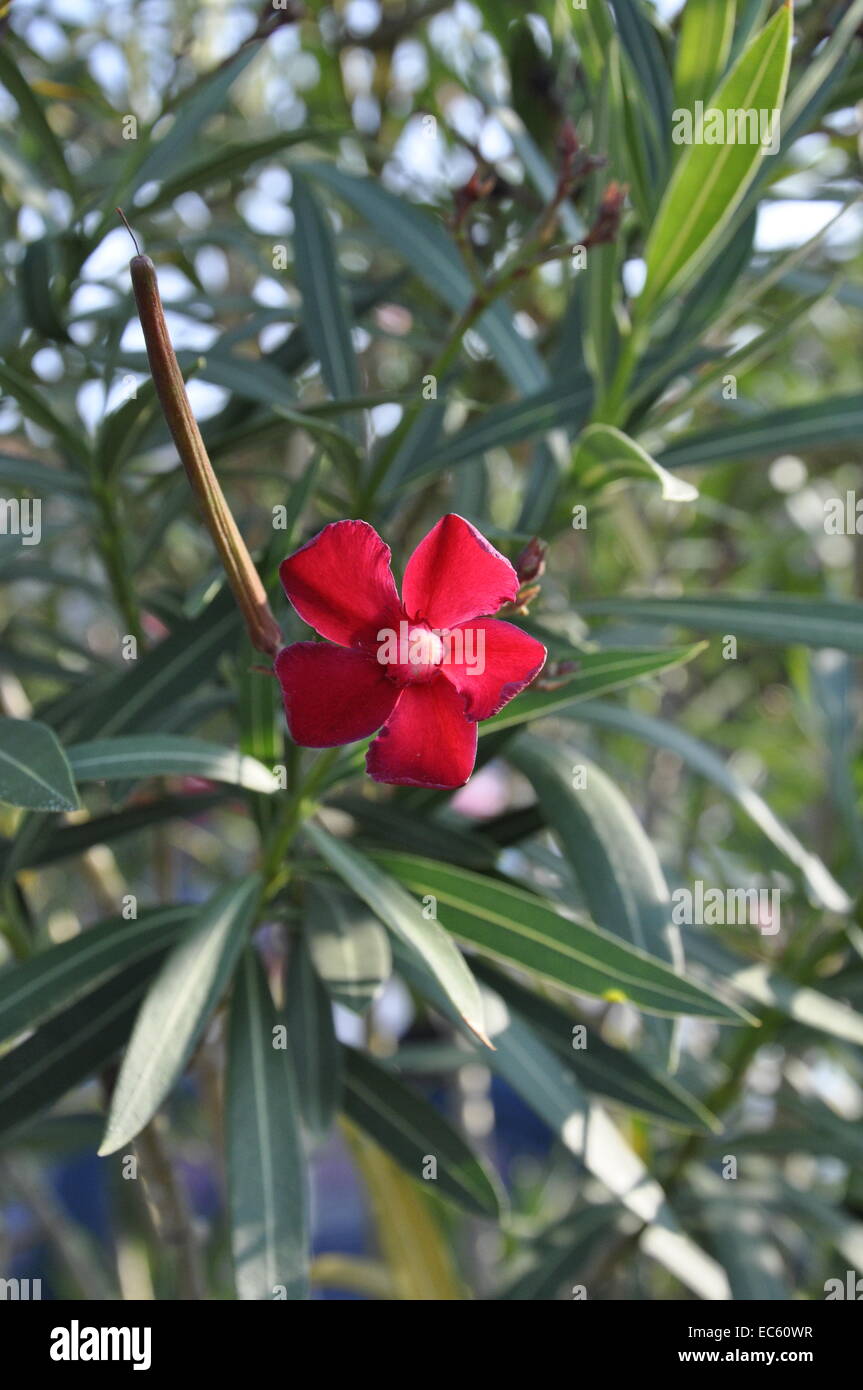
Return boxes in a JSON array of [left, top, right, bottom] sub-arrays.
[[440, 618, 547, 721], [280, 520, 402, 649], [366, 676, 478, 788], [401, 513, 519, 628], [275, 643, 398, 748]]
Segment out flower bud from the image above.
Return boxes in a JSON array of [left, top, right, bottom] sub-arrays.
[[515, 536, 548, 584]]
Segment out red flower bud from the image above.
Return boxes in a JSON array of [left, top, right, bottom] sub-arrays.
[[515, 536, 548, 584]]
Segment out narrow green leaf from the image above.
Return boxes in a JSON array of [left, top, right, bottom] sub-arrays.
[[611, 41, 664, 223], [390, 938, 727, 1296], [479, 1007, 729, 1300], [99, 876, 262, 1154], [0, 906, 192, 1044], [395, 933, 720, 1135], [687, 933, 863, 1047], [729, 0, 770, 63], [496, 1205, 619, 1301], [301, 162, 547, 391], [610, 0, 674, 151], [482, 643, 706, 733], [0, 717, 79, 813], [568, 0, 615, 91], [691, 1169, 789, 1300], [0, 45, 74, 195], [510, 734, 683, 974], [810, 650, 863, 870], [239, 662, 280, 768], [227, 948, 309, 1301], [573, 423, 698, 502], [0, 454, 88, 497], [121, 46, 261, 205], [657, 396, 863, 471], [0, 131, 53, 214], [575, 594, 863, 655], [0, 1113, 104, 1155], [190, 351, 362, 471], [336, 794, 497, 873], [306, 822, 490, 1045], [341, 1046, 502, 1219], [642, 2, 793, 309], [0, 792, 223, 873], [372, 852, 749, 1022], [0, 364, 85, 465], [285, 934, 341, 1141], [19, 238, 68, 340], [582, 69, 621, 396], [472, 960, 719, 1135], [305, 880, 391, 1014], [570, 700, 851, 913], [72, 586, 240, 741], [405, 379, 592, 488], [292, 173, 359, 407], [781, 0, 863, 143], [140, 129, 339, 213], [0, 964, 160, 1137], [68, 735, 277, 795], [674, 0, 737, 111], [93, 379, 160, 478]]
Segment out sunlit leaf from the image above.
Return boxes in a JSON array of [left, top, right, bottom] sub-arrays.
[[99, 876, 262, 1154], [641, 3, 793, 310], [68, 734, 278, 795]]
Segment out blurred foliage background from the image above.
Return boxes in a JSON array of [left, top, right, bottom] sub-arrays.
[[0, 0, 862, 1301]]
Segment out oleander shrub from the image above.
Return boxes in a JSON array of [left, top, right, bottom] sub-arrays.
[[0, 0, 861, 1302]]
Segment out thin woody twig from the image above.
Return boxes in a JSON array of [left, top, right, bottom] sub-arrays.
[[133, 1120, 206, 1302]]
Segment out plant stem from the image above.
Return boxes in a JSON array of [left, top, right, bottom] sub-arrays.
[[262, 748, 341, 889], [594, 323, 643, 427], [1, 885, 32, 960], [0, 1157, 116, 1300], [133, 1120, 205, 1301], [90, 475, 142, 642]]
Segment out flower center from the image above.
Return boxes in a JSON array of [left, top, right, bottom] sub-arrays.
[[406, 624, 444, 672], [377, 621, 444, 684]]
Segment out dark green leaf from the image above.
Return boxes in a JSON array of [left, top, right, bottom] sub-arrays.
[[657, 396, 863, 471], [0, 964, 159, 1137], [372, 852, 749, 1022], [227, 949, 309, 1301], [341, 1046, 502, 1220], [576, 594, 863, 654], [284, 933, 341, 1141], [292, 173, 360, 408], [0, 905, 192, 1044], [99, 875, 262, 1154], [0, 717, 79, 813]]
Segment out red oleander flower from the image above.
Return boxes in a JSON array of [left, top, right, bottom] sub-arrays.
[[275, 514, 547, 789]]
